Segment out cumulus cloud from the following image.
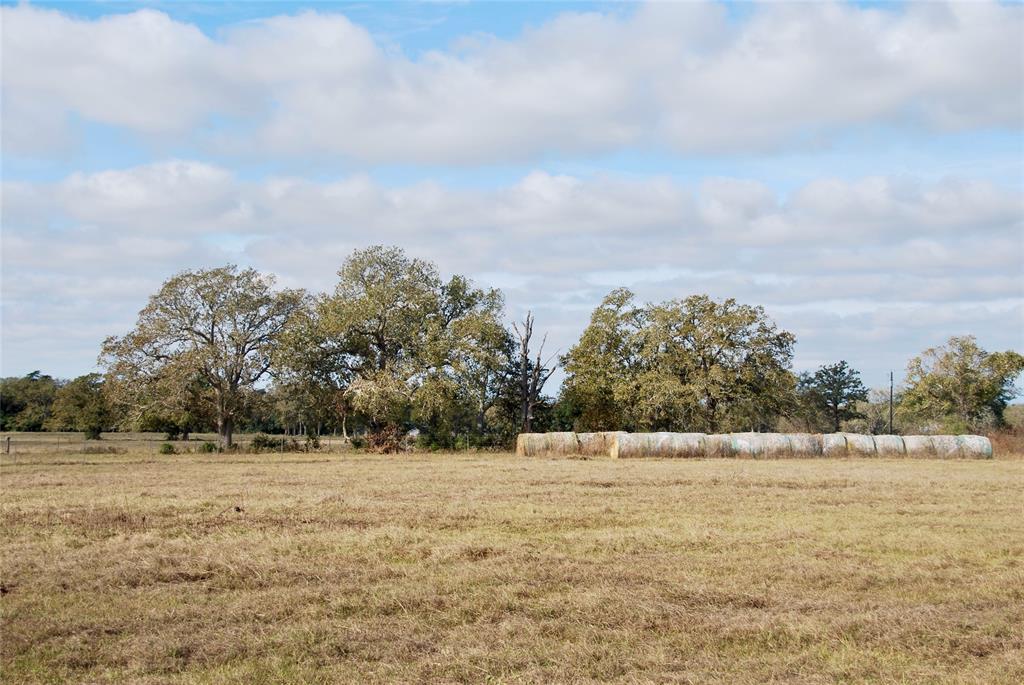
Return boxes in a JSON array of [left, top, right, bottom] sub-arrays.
[[3, 1, 1021, 162], [2, 163, 1021, 382]]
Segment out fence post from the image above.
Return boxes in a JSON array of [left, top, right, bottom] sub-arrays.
[[4, 436, 9, 455]]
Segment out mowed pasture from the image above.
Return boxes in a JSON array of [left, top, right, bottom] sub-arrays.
[[1, 443, 1022, 684]]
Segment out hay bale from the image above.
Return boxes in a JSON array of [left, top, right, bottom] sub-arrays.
[[545, 432, 581, 456], [610, 432, 706, 458], [902, 435, 936, 458], [873, 435, 906, 456], [704, 433, 735, 458], [928, 435, 962, 458], [729, 433, 766, 458], [515, 432, 579, 457], [957, 435, 993, 459], [842, 433, 876, 456], [788, 433, 824, 458], [577, 431, 627, 458], [760, 433, 792, 458], [822, 433, 848, 457], [515, 433, 539, 457]]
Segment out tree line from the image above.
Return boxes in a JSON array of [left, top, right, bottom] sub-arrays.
[[2, 246, 1021, 450]]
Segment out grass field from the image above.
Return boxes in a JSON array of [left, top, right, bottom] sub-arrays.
[[1, 446, 1022, 683]]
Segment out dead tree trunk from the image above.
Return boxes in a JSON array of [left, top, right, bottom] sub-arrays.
[[512, 312, 557, 433]]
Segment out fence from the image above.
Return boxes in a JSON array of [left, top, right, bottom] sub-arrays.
[[0, 432, 358, 458]]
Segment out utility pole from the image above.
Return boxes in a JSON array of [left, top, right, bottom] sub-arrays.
[[888, 371, 894, 434]]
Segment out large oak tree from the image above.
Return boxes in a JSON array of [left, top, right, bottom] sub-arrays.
[[101, 266, 305, 447], [562, 289, 796, 432]]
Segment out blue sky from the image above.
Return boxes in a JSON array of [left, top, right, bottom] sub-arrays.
[[2, 0, 1022, 389]]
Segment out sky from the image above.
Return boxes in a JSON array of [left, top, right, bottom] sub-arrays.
[[1, 0, 1022, 390]]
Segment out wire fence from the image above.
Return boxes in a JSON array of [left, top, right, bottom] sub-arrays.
[[0, 433, 356, 458]]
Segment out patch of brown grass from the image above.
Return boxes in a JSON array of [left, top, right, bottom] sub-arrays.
[[1, 451, 1022, 683]]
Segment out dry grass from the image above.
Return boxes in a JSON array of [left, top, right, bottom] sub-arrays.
[[2, 448, 1022, 684]]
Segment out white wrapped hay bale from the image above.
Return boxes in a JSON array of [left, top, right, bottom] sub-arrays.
[[729, 432, 766, 458], [788, 433, 824, 458], [704, 433, 735, 458], [760, 433, 793, 457], [822, 433, 848, 457], [515, 432, 579, 457], [577, 431, 626, 457], [928, 435, 961, 458], [843, 433, 877, 456], [902, 435, 936, 457], [610, 432, 706, 458], [873, 435, 906, 456], [957, 435, 993, 459]]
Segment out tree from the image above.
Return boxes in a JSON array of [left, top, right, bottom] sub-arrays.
[[512, 312, 558, 433], [562, 289, 796, 432], [902, 336, 1024, 432], [101, 266, 305, 447], [560, 288, 643, 431], [273, 296, 354, 437], [307, 246, 508, 451], [797, 361, 869, 432], [45, 373, 111, 439], [0, 371, 59, 431]]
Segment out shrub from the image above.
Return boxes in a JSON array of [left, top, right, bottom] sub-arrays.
[[367, 425, 406, 454], [84, 426, 102, 440], [198, 441, 217, 454], [159, 443, 176, 455], [349, 435, 366, 449], [250, 433, 297, 452]]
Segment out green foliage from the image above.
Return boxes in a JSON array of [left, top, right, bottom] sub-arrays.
[[45, 373, 112, 439], [250, 433, 298, 452], [842, 388, 899, 435], [101, 265, 305, 448], [561, 289, 796, 432], [0, 371, 59, 431], [198, 441, 218, 453], [560, 288, 639, 431], [158, 443, 176, 455], [279, 246, 512, 448], [902, 336, 1024, 432], [797, 361, 869, 432], [1005, 405, 1024, 430]]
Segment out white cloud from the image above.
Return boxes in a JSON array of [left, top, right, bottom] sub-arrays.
[[2, 162, 1021, 382], [3, 1, 1021, 162]]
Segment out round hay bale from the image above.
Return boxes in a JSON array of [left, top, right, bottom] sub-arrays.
[[902, 435, 936, 458], [760, 433, 792, 458], [610, 432, 706, 458], [516, 432, 579, 457], [788, 433, 824, 458], [822, 433, 848, 457], [658, 432, 706, 458], [957, 435, 993, 459], [704, 433, 735, 458], [609, 433, 645, 459], [544, 432, 581, 457], [577, 431, 626, 457], [929, 435, 962, 458], [873, 435, 906, 456], [842, 433, 876, 456], [729, 433, 766, 458], [516, 433, 543, 457]]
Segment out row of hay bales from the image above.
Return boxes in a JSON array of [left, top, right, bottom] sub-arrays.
[[516, 432, 992, 459]]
